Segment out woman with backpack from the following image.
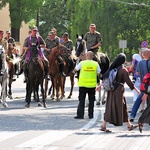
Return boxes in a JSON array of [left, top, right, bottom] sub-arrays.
[[96, 53, 140, 132]]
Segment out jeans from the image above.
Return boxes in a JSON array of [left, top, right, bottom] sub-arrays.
[[130, 92, 144, 119]]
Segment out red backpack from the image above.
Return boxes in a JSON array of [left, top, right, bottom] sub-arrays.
[[140, 60, 150, 94]]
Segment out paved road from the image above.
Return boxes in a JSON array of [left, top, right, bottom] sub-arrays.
[[0, 75, 149, 150]]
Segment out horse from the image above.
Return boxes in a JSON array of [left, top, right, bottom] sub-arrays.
[[7, 43, 20, 99], [45, 44, 73, 100], [75, 34, 86, 62], [75, 35, 110, 105], [0, 45, 8, 108], [25, 45, 46, 108]]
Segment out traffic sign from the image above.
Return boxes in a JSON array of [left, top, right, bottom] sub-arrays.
[[141, 40, 148, 48]]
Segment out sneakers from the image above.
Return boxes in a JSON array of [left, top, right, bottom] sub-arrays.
[[130, 118, 134, 122]]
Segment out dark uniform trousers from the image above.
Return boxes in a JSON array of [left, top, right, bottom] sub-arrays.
[[77, 87, 96, 118]]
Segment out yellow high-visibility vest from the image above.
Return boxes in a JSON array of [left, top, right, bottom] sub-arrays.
[[78, 60, 98, 87]]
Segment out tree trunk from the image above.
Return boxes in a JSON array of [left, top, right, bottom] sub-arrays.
[[11, 28, 20, 42]]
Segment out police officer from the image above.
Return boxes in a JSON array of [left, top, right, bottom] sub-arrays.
[[62, 32, 75, 74], [45, 31, 66, 77], [84, 24, 102, 56], [0, 29, 8, 75], [22, 26, 50, 83], [4, 30, 16, 47], [74, 51, 101, 119]]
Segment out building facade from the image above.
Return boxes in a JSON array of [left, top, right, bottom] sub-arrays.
[[0, 4, 29, 53]]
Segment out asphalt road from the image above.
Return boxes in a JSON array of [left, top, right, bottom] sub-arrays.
[[0, 75, 149, 150]]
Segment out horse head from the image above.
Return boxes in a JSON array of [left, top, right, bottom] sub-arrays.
[[75, 34, 86, 57]]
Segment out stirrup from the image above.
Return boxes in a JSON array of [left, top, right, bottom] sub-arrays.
[[61, 72, 66, 77]]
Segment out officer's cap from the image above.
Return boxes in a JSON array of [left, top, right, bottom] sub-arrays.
[[90, 24, 96, 28], [31, 26, 38, 31], [48, 31, 54, 35], [6, 30, 11, 34], [63, 32, 69, 37]]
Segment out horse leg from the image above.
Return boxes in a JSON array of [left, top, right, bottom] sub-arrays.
[[50, 77, 55, 100], [60, 77, 65, 99], [1, 73, 8, 108], [25, 83, 32, 108], [44, 79, 48, 99], [67, 75, 75, 99], [41, 81, 47, 108], [8, 77, 13, 99]]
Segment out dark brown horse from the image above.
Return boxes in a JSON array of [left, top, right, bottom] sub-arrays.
[[25, 46, 46, 108], [45, 44, 73, 100]]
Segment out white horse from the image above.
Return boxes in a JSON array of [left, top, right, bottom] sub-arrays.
[[0, 45, 8, 108]]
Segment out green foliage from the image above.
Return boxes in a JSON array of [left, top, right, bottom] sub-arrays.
[[1, 0, 150, 60]]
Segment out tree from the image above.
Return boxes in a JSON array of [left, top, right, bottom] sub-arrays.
[[0, 0, 43, 41]]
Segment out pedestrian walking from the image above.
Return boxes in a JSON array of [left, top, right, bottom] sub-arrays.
[[130, 54, 145, 112], [84, 23, 102, 56], [74, 51, 101, 119], [130, 49, 150, 122], [96, 53, 140, 132]]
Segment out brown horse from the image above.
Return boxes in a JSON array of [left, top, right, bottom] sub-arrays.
[[7, 43, 20, 99], [25, 46, 46, 108], [45, 44, 73, 100]]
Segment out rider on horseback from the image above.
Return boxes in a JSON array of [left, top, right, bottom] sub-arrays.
[[22, 26, 50, 83], [44, 30, 66, 77], [0, 29, 7, 76], [62, 32, 75, 75]]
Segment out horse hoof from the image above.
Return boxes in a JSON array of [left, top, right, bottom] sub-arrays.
[[43, 103, 47, 108], [67, 96, 71, 99], [102, 101, 106, 105], [96, 102, 100, 105], [25, 103, 30, 108], [3, 103, 8, 108], [38, 102, 42, 107]]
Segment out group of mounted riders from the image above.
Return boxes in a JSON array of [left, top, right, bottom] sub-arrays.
[[0, 23, 108, 107]]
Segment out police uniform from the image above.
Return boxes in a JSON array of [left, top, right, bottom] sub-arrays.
[[84, 31, 102, 55], [75, 60, 101, 119], [0, 30, 8, 75]]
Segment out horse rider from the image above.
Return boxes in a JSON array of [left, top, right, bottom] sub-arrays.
[[62, 32, 75, 74], [0, 29, 8, 76], [4, 30, 16, 47], [44, 30, 66, 77], [22, 26, 50, 83], [84, 24, 102, 57], [5, 30, 17, 81]]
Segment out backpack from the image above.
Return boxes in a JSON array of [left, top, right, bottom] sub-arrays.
[[140, 60, 150, 94], [102, 67, 121, 91]]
